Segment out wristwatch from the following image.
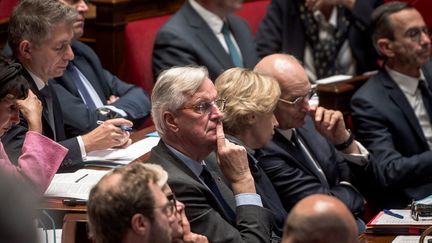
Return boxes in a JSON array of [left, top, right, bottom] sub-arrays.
[[335, 129, 355, 151]]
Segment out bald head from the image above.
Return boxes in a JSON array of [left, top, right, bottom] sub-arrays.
[[282, 195, 358, 243], [255, 54, 312, 129]]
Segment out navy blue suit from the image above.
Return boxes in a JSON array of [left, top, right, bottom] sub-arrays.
[[51, 41, 150, 138], [257, 116, 364, 216], [152, 1, 259, 81], [351, 63, 432, 209]]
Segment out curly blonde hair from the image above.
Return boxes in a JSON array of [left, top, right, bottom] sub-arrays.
[[215, 68, 280, 135]]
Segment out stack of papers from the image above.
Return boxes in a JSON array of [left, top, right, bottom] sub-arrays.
[[315, 75, 353, 85], [44, 169, 109, 200], [366, 210, 432, 235], [392, 235, 432, 243], [37, 229, 62, 243], [84, 136, 160, 164]]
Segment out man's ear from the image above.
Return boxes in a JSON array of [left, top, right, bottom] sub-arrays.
[[377, 38, 396, 58], [130, 213, 150, 236], [18, 41, 32, 60], [163, 111, 179, 133]]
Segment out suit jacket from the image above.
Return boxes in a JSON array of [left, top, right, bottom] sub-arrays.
[[351, 63, 432, 209], [51, 41, 151, 138], [257, 116, 364, 216], [1, 69, 82, 169], [255, 0, 381, 76], [152, 1, 259, 81], [147, 141, 274, 243], [0, 132, 67, 194]]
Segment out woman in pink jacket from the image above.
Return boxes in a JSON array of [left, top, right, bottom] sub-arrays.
[[0, 56, 68, 194]]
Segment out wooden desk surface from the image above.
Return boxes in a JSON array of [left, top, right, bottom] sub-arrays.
[[359, 234, 396, 243]]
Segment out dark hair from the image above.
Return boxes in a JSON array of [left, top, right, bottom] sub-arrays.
[[370, 1, 414, 54], [88, 164, 158, 243], [0, 55, 29, 100]]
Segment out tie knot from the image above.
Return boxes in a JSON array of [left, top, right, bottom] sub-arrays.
[[221, 22, 230, 35]]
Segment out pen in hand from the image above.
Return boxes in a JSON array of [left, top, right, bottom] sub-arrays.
[[97, 120, 132, 132], [383, 209, 404, 219], [75, 173, 89, 183]]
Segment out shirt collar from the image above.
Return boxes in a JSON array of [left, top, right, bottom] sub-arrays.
[[165, 143, 204, 177], [386, 66, 426, 96], [26, 68, 47, 91], [277, 128, 294, 141], [189, 0, 224, 35]]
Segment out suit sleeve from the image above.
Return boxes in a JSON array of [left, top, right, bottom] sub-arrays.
[[1, 120, 83, 169], [255, 0, 285, 58], [351, 94, 432, 189], [259, 149, 363, 215], [152, 27, 200, 79]]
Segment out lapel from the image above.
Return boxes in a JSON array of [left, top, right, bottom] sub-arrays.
[[21, 69, 56, 138], [155, 141, 234, 221], [183, 2, 234, 69], [382, 69, 427, 145]]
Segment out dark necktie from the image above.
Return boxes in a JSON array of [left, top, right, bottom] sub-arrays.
[[200, 165, 236, 223], [418, 80, 432, 120], [69, 65, 97, 111], [221, 23, 243, 68], [39, 85, 56, 140]]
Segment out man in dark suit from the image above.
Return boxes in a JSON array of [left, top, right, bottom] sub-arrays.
[[2, 0, 132, 168], [152, 0, 259, 81], [147, 66, 274, 242], [254, 54, 368, 230], [351, 2, 432, 209], [255, 0, 381, 82], [51, 0, 150, 137]]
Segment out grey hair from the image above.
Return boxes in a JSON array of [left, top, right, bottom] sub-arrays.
[[151, 66, 208, 136], [8, 0, 78, 53]]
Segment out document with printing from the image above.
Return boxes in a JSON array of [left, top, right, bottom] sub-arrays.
[[85, 136, 160, 163], [392, 235, 431, 243], [44, 169, 109, 199]]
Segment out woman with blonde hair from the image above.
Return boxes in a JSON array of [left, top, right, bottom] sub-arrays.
[[215, 68, 287, 238]]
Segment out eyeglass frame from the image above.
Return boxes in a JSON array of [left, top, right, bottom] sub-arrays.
[[278, 88, 316, 106], [152, 193, 177, 217], [179, 98, 226, 115], [403, 26, 430, 43]]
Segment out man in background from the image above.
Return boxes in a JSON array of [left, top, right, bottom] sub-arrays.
[[256, 0, 381, 82], [3, 0, 132, 168], [282, 194, 358, 243], [351, 2, 432, 209], [255, 53, 368, 231], [153, 0, 259, 80], [51, 0, 151, 137]]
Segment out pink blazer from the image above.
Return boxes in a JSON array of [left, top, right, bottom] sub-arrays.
[[0, 131, 68, 194]]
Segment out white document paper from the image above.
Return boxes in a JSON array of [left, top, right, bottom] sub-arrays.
[[85, 136, 160, 164], [370, 210, 432, 225], [315, 74, 353, 85], [44, 169, 109, 199], [392, 235, 432, 243], [37, 229, 62, 243]]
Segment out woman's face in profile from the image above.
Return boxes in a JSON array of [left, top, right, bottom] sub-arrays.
[[0, 95, 19, 137]]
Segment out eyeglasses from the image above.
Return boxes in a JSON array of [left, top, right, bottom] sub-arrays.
[[404, 27, 430, 42], [279, 89, 316, 106], [180, 98, 226, 114], [155, 194, 177, 217]]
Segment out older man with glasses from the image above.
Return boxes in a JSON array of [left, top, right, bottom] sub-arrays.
[[147, 66, 274, 243], [254, 54, 370, 233]]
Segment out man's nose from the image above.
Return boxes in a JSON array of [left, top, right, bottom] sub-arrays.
[[77, 0, 89, 13], [272, 114, 279, 128], [65, 44, 74, 61]]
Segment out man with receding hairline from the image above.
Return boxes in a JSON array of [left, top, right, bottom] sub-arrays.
[[282, 194, 358, 243]]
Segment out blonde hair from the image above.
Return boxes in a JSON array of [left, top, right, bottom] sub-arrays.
[[215, 68, 280, 134]]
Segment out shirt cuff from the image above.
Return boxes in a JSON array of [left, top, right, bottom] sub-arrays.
[[234, 193, 263, 207], [104, 105, 127, 117], [77, 136, 87, 159], [341, 140, 369, 166]]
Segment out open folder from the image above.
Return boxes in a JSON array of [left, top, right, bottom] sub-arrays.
[[366, 210, 432, 235]]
